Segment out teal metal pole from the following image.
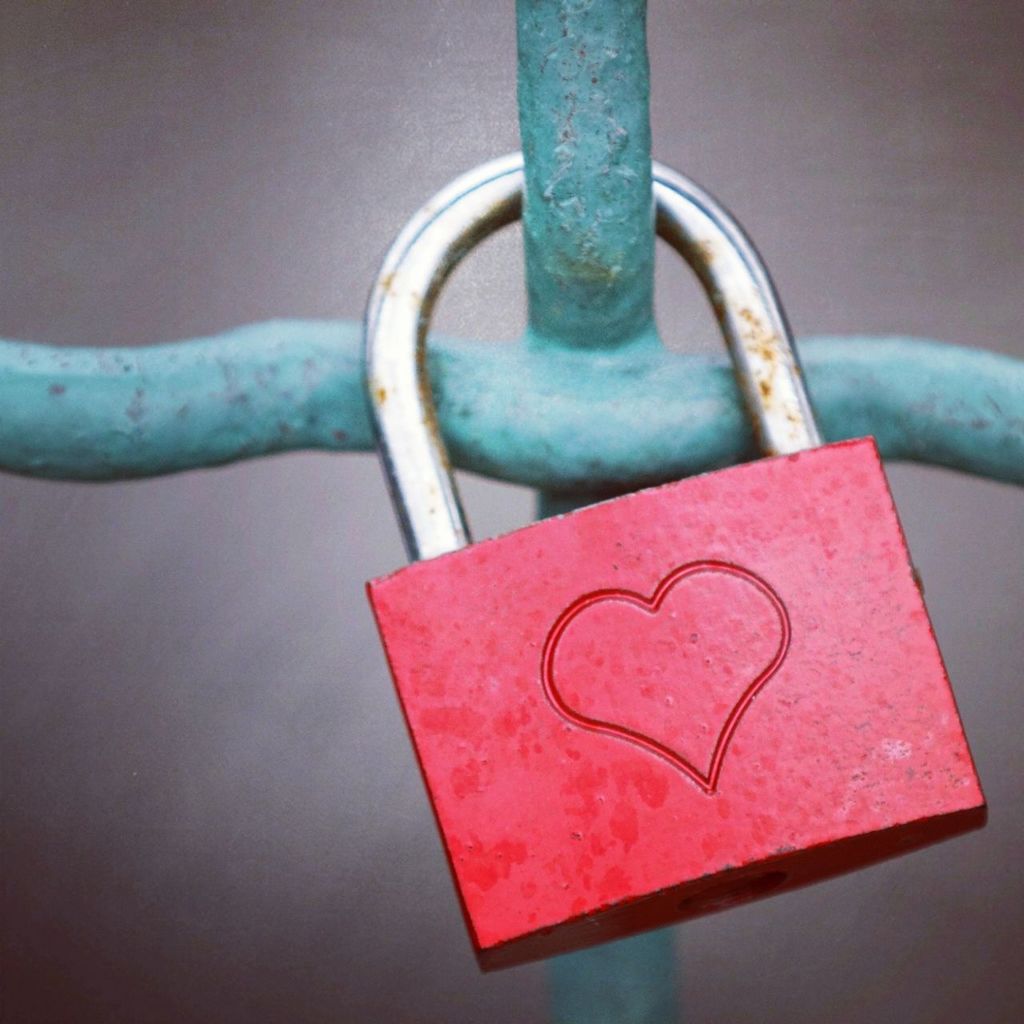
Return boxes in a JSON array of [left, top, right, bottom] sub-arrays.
[[517, 2, 678, 1021], [517, 0, 656, 352], [545, 928, 679, 1024], [1, 325, 1021, 486]]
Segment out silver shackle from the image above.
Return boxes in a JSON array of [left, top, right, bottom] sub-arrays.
[[364, 153, 822, 562]]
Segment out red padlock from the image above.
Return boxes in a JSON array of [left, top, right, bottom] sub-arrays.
[[364, 155, 985, 969]]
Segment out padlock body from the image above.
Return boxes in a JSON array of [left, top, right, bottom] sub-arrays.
[[367, 438, 984, 968]]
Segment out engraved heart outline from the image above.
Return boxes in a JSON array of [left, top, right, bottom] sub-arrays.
[[540, 560, 791, 794]]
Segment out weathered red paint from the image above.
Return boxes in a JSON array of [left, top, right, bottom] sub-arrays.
[[367, 438, 985, 969]]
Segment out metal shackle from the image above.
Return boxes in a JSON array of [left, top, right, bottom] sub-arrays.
[[364, 153, 822, 562]]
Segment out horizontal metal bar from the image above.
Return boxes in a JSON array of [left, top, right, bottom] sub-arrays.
[[0, 322, 1021, 488]]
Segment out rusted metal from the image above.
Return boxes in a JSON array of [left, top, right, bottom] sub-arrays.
[[364, 155, 822, 560]]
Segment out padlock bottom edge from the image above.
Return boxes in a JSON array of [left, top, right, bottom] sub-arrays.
[[475, 800, 986, 971]]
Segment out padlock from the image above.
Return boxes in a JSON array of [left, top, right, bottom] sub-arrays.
[[364, 154, 985, 969]]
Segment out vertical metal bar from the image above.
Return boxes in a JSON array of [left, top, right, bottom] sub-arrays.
[[518, 2, 678, 1019], [516, 0, 655, 349], [545, 927, 679, 1024]]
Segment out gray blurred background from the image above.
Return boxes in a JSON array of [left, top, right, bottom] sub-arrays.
[[1, 2, 1021, 1021]]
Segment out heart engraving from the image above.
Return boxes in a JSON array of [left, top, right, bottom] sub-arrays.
[[541, 561, 791, 793]]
